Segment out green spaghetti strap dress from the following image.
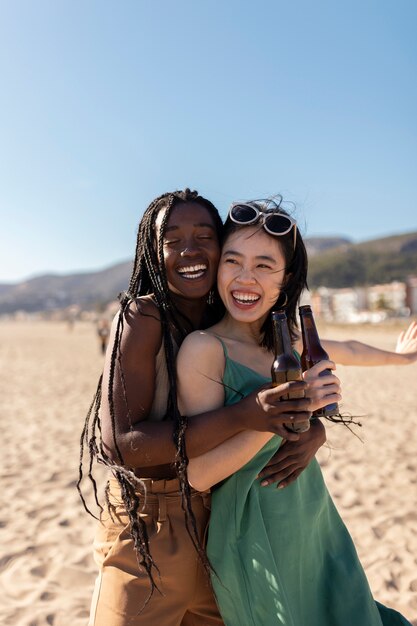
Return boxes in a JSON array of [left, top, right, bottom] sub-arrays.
[[207, 341, 411, 626]]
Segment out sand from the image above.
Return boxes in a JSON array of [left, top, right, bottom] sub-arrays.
[[0, 320, 416, 625]]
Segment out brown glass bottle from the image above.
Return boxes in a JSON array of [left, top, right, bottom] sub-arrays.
[[271, 310, 310, 433], [299, 305, 339, 417]]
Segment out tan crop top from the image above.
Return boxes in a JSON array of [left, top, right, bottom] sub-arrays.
[[148, 337, 179, 421]]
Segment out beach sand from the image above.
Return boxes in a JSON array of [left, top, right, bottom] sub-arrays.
[[1, 320, 416, 625]]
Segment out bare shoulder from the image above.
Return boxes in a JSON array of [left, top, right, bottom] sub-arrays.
[[128, 295, 161, 325], [110, 296, 162, 357], [177, 330, 226, 376], [180, 330, 225, 358]]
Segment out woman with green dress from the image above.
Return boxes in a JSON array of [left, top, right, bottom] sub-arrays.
[[177, 198, 413, 626]]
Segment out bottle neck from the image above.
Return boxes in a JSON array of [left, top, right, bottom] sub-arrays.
[[300, 313, 320, 351], [272, 316, 293, 356]]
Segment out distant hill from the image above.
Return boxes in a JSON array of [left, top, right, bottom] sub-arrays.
[[1, 232, 416, 314], [305, 236, 351, 257], [0, 261, 132, 314], [308, 231, 417, 288]]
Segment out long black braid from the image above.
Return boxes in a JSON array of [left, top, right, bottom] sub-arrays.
[[78, 189, 224, 602]]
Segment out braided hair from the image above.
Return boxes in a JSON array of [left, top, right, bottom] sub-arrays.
[[78, 189, 224, 602]]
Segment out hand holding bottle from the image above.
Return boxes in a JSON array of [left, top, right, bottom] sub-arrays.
[[299, 305, 340, 417], [302, 360, 342, 413], [240, 380, 312, 441], [271, 310, 311, 433]]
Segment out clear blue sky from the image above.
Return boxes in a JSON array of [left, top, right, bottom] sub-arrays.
[[1, 0, 416, 283]]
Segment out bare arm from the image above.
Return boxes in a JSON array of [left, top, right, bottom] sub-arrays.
[[177, 332, 313, 491], [184, 359, 340, 492], [258, 419, 326, 488], [292, 321, 417, 367], [178, 336, 341, 492], [258, 359, 341, 488], [101, 300, 251, 468], [260, 323, 417, 489], [101, 303, 307, 469], [322, 321, 417, 366]]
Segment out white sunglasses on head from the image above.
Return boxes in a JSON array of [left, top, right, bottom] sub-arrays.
[[229, 202, 297, 249]]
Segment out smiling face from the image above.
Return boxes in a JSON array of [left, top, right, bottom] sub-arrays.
[[155, 200, 221, 301], [217, 226, 287, 325]]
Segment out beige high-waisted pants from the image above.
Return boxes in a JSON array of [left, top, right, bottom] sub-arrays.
[[89, 477, 224, 626]]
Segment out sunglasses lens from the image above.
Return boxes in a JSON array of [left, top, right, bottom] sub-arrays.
[[231, 204, 258, 223], [264, 214, 293, 234]]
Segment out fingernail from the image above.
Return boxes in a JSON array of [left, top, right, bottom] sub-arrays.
[[277, 484, 285, 489], [261, 480, 268, 487]]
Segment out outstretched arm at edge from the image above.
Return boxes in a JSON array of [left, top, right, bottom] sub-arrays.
[[320, 321, 417, 366]]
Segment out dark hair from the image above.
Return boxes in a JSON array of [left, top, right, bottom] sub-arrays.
[[223, 196, 308, 350], [78, 189, 223, 601]]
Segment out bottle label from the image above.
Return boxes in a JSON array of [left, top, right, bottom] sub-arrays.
[[288, 420, 311, 433], [271, 370, 304, 399], [271, 371, 310, 432]]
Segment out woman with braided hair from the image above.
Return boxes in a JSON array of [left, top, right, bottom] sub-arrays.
[[78, 189, 327, 626]]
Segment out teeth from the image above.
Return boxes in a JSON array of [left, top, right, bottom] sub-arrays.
[[181, 272, 204, 279], [178, 264, 207, 279], [232, 291, 260, 303], [178, 264, 207, 274]]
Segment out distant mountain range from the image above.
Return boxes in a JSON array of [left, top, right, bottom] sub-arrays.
[[1, 232, 416, 314], [0, 261, 133, 314], [307, 231, 417, 288]]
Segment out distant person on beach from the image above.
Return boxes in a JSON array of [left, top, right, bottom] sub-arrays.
[[78, 189, 333, 626], [78, 189, 417, 626], [96, 318, 110, 355], [177, 198, 414, 625]]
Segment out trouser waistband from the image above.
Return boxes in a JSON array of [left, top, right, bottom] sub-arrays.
[[107, 476, 211, 522]]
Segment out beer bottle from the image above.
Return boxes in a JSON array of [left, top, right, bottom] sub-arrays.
[[271, 310, 310, 433], [298, 305, 339, 417]]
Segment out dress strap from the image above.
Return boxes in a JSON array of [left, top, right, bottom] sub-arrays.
[[206, 333, 229, 359]]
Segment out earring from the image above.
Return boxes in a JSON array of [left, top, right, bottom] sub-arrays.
[[207, 289, 215, 305], [276, 291, 288, 308]]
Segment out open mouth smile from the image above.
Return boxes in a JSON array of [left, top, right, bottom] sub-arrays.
[[177, 263, 208, 280], [231, 291, 261, 306]]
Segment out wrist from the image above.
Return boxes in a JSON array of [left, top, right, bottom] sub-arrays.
[[234, 388, 274, 433], [311, 418, 326, 445], [232, 396, 255, 431]]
